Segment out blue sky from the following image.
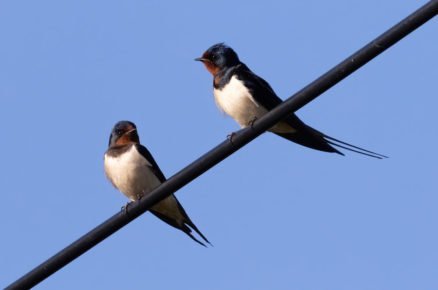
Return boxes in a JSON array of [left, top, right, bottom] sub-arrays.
[[1, 1, 437, 289]]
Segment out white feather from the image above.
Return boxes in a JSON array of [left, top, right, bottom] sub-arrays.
[[214, 75, 268, 128], [104, 145, 188, 225], [104, 145, 160, 201], [213, 75, 295, 133]]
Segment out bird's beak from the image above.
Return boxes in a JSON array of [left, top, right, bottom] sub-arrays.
[[125, 128, 137, 135], [194, 57, 209, 63]]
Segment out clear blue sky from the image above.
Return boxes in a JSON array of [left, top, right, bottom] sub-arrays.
[[1, 1, 437, 289]]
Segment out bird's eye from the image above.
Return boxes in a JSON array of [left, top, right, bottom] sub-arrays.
[[115, 129, 123, 135]]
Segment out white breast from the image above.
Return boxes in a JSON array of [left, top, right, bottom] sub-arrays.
[[214, 75, 268, 128], [104, 146, 161, 201]]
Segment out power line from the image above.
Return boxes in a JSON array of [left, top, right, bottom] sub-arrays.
[[5, 1, 438, 289]]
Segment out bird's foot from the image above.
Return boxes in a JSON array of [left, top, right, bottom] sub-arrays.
[[247, 116, 258, 128], [122, 194, 143, 216], [227, 132, 236, 144], [121, 201, 133, 215]]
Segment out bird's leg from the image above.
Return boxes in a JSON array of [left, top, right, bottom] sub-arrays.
[[227, 132, 236, 144], [247, 116, 258, 128]]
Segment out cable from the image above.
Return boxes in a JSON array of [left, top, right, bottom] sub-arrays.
[[5, 1, 438, 289]]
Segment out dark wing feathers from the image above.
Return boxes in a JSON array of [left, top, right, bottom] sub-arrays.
[[235, 63, 283, 110], [135, 144, 211, 245], [233, 63, 386, 158], [234, 63, 340, 153], [235, 64, 317, 131], [135, 144, 167, 183], [150, 208, 210, 247]]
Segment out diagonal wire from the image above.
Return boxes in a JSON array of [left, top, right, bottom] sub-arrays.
[[5, 1, 438, 289]]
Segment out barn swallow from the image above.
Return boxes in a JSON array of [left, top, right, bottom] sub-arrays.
[[196, 43, 387, 159], [104, 121, 210, 246]]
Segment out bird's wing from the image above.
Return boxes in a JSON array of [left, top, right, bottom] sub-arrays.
[[135, 145, 211, 246], [150, 196, 211, 247], [234, 65, 387, 159], [235, 63, 284, 110], [235, 63, 310, 128], [135, 144, 166, 183]]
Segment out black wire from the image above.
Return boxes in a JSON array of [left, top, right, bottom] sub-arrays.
[[5, 1, 438, 289]]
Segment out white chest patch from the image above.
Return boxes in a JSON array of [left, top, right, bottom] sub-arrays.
[[104, 145, 161, 201], [214, 75, 268, 128]]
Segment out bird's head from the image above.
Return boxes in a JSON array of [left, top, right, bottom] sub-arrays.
[[108, 120, 139, 147], [195, 43, 240, 75]]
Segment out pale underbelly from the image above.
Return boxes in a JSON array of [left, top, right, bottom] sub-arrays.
[[214, 91, 295, 133]]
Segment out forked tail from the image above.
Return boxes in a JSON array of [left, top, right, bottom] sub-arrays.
[[274, 122, 387, 159], [322, 134, 388, 159]]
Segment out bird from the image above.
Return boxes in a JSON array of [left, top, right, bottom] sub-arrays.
[[195, 43, 387, 159], [104, 120, 210, 246]]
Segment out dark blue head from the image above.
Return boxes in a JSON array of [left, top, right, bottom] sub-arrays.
[[108, 120, 139, 147], [195, 43, 240, 75]]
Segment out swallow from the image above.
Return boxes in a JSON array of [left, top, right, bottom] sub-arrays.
[[196, 43, 387, 159], [104, 121, 210, 246]]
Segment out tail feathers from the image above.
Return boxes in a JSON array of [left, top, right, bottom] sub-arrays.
[[323, 134, 388, 159], [274, 126, 387, 159], [274, 131, 343, 155], [150, 209, 211, 247], [183, 219, 212, 247]]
